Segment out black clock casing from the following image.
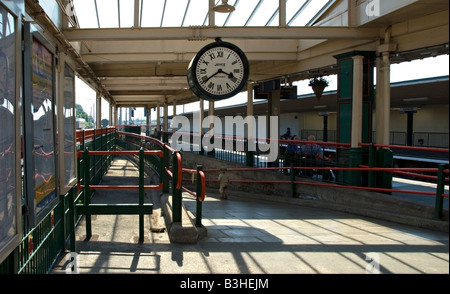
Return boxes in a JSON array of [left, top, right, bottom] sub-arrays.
[[187, 41, 249, 101]]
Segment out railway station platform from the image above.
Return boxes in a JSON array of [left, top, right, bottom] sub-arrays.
[[3, 1, 449, 281], [50, 155, 449, 277]]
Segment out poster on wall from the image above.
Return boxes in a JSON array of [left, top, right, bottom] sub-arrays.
[[63, 63, 76, 190], [31, 37, 57, 216], [0, 2, 21, 263]]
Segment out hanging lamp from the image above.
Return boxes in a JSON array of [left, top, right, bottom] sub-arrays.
[[213, 0, 235, 13]]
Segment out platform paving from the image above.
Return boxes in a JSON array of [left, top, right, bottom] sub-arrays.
[[51, 156, 449, 278]]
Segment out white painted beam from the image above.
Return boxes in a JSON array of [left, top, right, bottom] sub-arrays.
[[81, 52, 298, 63], [105, 84, 188, 91], [63, 26, 381, 41], [101, 76, 188, 85]]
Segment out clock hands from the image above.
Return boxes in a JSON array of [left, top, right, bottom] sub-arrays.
[[222, 70, 238, 83], [221, 70, 236, 80], [202, 68, 236, 84], [202, 69, 222, 84]]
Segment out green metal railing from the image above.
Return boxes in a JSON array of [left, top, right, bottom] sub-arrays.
[[0, 127, 116, 274], [0, 126, 205, 273], [116, 131, 206, 226], [75, 148, 161, 243]]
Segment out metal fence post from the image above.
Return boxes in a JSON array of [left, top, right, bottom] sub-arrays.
[[83, 147, 92, 239], [368, 143, 375, 187], [172, 151, 182, 223], [291, 162, 296, 198], [434, 164, 445, 219], [196, 165, 203, 227], [139, 147, 145, 242], [163, 144, 170, 193], [68, 188, 76, 253]]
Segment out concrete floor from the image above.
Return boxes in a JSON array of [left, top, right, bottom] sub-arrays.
[[51, 156, 449, 277]]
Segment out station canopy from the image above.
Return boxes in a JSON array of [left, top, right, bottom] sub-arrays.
[[36, 0, 448, 109]]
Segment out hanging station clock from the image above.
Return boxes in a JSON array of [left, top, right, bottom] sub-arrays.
[[187, 40, 249, 101]]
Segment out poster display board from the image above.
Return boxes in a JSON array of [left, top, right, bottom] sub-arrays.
[[23, 23, 58, 227], [32, 37, 57, 215], [0, 1, 22, 263], [62, 63, 76, 192]]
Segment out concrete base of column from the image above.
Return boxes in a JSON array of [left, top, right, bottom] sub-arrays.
[[161, 193, 207, 244]]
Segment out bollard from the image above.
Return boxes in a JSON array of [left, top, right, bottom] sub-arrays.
[[291, 163, 296, 198]]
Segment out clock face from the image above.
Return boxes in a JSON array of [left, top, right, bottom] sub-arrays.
[[187, 41, 249, 101]]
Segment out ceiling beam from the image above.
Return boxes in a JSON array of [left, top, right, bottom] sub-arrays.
[[101, 76, 188, 84], [81, 52, 299, 63], [77, 39, 301, 55], [63, 26, 381, 41], [106, 84, 188, 91]]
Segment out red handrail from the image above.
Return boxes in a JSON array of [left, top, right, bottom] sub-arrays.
[[82, 183, 163, 190], [198, 170, 206, 202], [77, 150, 164, 158], [115, 130, 164, 149], [203, 165, 449, 199], [87, 150, 163, 157], [359, 142, 449, 153], [176, 152, 182, 190], [181, 168, 206, 202]]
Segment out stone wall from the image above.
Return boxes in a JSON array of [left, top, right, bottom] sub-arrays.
[[180, 152, 449, 232]]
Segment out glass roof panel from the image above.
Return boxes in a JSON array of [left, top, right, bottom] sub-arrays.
[[72, 0, 331, 28], [141, 0, 165, 27], [289, 0, 330, 26], [162, 0, 190, 27], [96, 0, 119, 28], [286, 0, 308, 24], [73, 0, 97, 28], [182, 0, 209, 27], [225, 0, 260, 27], [119, 0, 135, 28], [245, 0, 279, 26]]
